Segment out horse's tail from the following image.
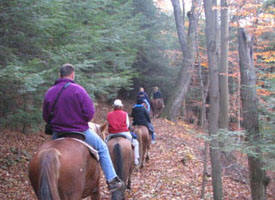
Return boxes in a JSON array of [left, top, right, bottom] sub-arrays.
[[112, 143, 125, 200], [38, 149, 61, 200], [113, 143, 124, 180]]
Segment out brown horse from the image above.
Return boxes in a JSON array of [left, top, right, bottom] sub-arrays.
[[151, 98, 164, 118], [29, 123, 105, 200], [133, 125, 151, 168], [107, 136, 134, 200]]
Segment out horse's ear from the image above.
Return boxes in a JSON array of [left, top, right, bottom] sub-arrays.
[[100, 122, 108, 133]]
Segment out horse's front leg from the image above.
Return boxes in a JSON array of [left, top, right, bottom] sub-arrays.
[[127, 177, 131, 189], [88, 190, 101, 200], [145, 150, 150, 162]]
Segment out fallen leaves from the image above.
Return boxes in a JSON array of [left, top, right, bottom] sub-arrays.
[[0, 106, 274, 199]]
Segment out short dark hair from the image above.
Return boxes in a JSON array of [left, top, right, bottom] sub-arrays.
[[60, 63, 74, 77]]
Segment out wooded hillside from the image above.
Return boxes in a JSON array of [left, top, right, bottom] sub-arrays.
[[0, 0, 274, 199]]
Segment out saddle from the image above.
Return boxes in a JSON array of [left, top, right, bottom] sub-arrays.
[[56, 132, 86, 140], [107, 134, 135, 150], [56, 132, 99, 161], [108, 134, 127, 140]]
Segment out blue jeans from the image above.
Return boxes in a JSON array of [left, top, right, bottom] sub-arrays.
[[147, 123, 156, 141], [52, 129, 117, 182]]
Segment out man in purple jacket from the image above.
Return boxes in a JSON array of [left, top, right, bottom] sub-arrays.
[[43, 63, 124, 192]]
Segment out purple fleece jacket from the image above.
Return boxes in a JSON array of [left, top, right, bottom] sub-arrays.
[[43, 78, 95, 133]]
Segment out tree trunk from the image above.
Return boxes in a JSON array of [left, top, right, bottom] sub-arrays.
[[238, 28, 266, 200], [167, 0, 200, 121], [203, 0, 223, 199], [195, 16, 210, 199], [219, 0, 229, 129]]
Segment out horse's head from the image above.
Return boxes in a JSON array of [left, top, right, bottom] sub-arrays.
[[88, 121, 108, 140]]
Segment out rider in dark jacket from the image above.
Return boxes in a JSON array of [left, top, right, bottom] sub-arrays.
[[151, 86, 164, 110], [152, 87, 163, 99], [131, 98, 156, 144], [136, 87, 151, 112]]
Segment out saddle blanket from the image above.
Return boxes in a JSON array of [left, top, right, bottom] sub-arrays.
[[57, 138, 99, 161]]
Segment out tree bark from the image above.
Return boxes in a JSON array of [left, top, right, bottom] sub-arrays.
[[167, 0, 200, 121], [203, 0, 223, 199], [238, 28, 266, 200], [219, 0, 229, 129]]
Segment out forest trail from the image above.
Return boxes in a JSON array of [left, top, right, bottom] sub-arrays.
[[104, 118, 253, 200], [0, 103, 273, 199]]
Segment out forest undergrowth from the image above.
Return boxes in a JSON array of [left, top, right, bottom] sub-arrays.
[[0, 102, 274, 200]]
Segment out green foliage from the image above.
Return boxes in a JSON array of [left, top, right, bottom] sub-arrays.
[[0, 0, 166, 131], [258, 90, 275, 171], [260, 121, 275, 171], [130, 0, 179, 99], [199, 129, 246, 152], [0, 0, 178, 132], [199, 127, 275, 171]]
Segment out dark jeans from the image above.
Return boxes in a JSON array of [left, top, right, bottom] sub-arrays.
[[147, 122, 154, 134]]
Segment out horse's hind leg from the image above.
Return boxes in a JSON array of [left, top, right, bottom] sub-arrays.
[[83, 190, 100, 200], [146, 154, 149, 162], [90, 191, 100, 200], [145, 149, 150, 162], [127, 178, 131, 189]]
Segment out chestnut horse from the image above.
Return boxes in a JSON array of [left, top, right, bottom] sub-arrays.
[[151, 98, 164, 118], [29, 123, 104, 200], [107, 136, 134, 200], [133, 125, 151, 168]]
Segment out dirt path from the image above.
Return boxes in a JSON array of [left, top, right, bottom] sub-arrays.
[[98, 118, 210, 199], [123, 118, 206, 200]]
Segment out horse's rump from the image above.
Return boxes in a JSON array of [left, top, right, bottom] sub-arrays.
[[29, 138, 101, 200], [152, 98, 164, 109], [108, 137, 134, 180], [152, 98, 164, 117], [133, 125, 151, 168], [151, 98, 164, 118], [107, 137, 134, 199]]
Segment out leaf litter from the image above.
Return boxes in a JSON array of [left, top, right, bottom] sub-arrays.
[[0, 103, 274, 199]]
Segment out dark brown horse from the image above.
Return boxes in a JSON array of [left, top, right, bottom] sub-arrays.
[[107, 136, 134, 200], [29, 123, 104, 200], [133, 125, 151, 168], [151, 98, 164, 118]]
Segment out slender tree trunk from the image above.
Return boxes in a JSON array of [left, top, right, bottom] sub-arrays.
[[201, 140, 209, 199], [219, 0, 229, 129], [195, 17, 210, 199], [195, 13, 209, 128], [236, 74, 241, 130], [198, 57, 209, 129], [203, 0, 223, 199], [167, 0, 200, 121], [238, 28, 266, 200]]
